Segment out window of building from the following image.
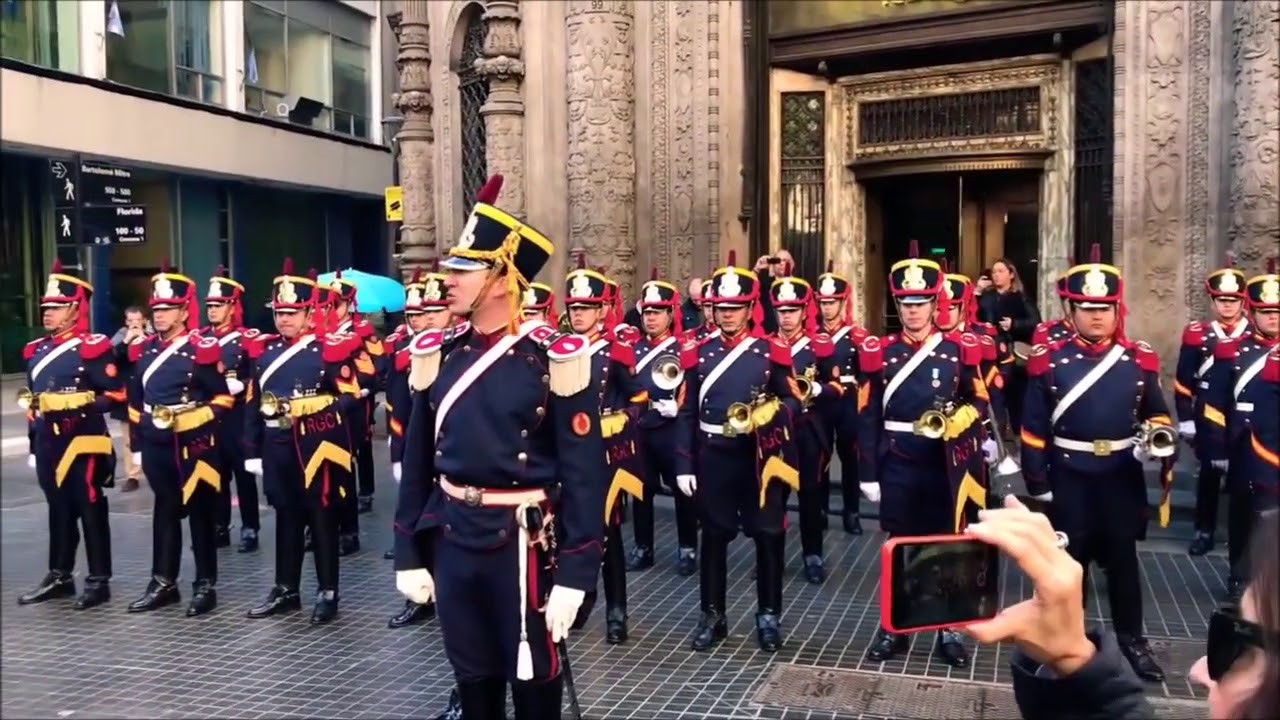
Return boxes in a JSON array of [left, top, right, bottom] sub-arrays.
[[243, 0, 372, 140], [1, 0, 78, 71], [104, 0, 224, 105], [457, 6, 488, 213]]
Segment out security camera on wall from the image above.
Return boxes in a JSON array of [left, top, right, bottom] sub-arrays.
[[276, 95, 325, 127]]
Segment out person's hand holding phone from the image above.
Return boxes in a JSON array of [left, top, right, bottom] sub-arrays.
[[962, 496, 1097, 676]]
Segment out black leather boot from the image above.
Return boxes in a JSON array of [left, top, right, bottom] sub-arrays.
[[625, 546, 654, 572], [934, 629, 969, 667], [357, 495, 373, 514], [214, 525, 231, 548], [690, 611, 728, 651], [18, 570, 76, 605], [434, 687, 464, 720], [388, 600, 435, 628], [842, 510, 863, 535], [691, 538, 728, 651], [1187, 531, 1214, 556], [456, 678, 507, 720], [1118, 635, 1165, 682], [73, 576, 111, 610], [383, 548, 395, 560], [512, 676, 563, 720], [339, 533, 361, 556], [310, 589, 339, 625], [803, 554, 827, 585], [755, 536, 784, 652], [237, 528, 259, 553], [866, 627, 908, 662], [128, 577, 180, 612], [755, 612, 782, 652], [186, 579, 218, 617], [247, 585, 302, 619], [605, 606, 628, 644], [675, 546, 696, 577]]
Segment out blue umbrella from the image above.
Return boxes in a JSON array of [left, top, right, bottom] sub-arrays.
[[316, 269, 406, 313]]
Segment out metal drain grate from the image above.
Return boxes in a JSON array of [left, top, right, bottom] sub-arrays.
[[753, 665, 1207, 719]]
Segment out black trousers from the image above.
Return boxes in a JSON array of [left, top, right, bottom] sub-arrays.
[[38, 452, 113, 579], [1001, 365, 1027, 434], [275, 504, 339, 592], [142, 446, 218, 585], [1193, 462, 1227, 535], [216, 450, 261, 532], [602, 522, 627, 610], [796, 426, 826, 558], [833, 432, 860, 518], [632, 425, 697, 551], [356, 435, 375, 497], [698, 531, 782, 614], [1069, 530, 1144, 638]]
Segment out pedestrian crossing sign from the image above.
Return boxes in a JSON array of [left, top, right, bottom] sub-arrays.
[[384, 186, 403, 222]]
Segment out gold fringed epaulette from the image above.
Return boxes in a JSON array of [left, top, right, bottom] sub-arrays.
[[541, 331, 593, 397], [408, 329, 445, 392]]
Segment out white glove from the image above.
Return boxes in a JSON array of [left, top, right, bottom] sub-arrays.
[[387, 435, 393, 448], [654, 399, 678, 418], [1177, 420, 1196, 439], [676, 474, 697, 496], [27, 454, 36, 469], [1211, 459, 1229, 472], [981, 438, 998, 463], [1132, 445, 1152, 463], [359, 388, 371, 398], [1031, 491, 1054, 503], [130, 452, 141, 468], [544, 585, 586, 643], [395, 568, 435, 605], [244, 458, 264, 476], [810, 382, 823, 398], [393, 462, 402, 482], [225, 378, 246, 395], [860, 482, 882, 503], [995, 455, 1022, 476]]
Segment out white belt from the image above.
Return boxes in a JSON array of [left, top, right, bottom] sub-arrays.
[[264, 419, 287, 429], [699, 421, 725, 436], [1236, 403, 1254, 412], [1053, 437, 1135, 456], [839, 374, 856, 383], [884, 421, 916, 433]]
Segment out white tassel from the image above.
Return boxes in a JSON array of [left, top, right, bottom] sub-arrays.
[[516, 639, 534, 681]]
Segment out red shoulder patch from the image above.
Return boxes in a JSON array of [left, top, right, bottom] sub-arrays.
[[1263, 348, 1279, 382], [608, 340, 636, 369], [394, 347, 411, 372], [858, 336, 884, 373], [957, 332, 982, 366], [323, 335, 354, 363], [1181, 322, 1205, 347], [546, 333, 590, 360], [768, 337, 792, 366], [679, 339, 700, 371], [1131, 340, 1160, 372], [193, 336, 222, 365], [78, 333, 112, 359], [23, 338, 41, 361], [977, 333, 997, 361], [385, 331, 403, 346], [1213, 338, 1238, 361], [810, 333, 834, 359], [1026, 344, 1051, 376], [1031, 323, 1050, 346], [128, 339, 147, 363], [354, 320, 374, 338]]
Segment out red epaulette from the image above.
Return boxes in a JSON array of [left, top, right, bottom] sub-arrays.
[[1181, 321, 1205, 347], [323, 334, 354, 363], [858, 336, 884, 373], [1263, 347, 1279, 382], [1130, 340, 1160, 372], [191, 336, 221, 365], [976, 333, 997, 361], [127, 336, 151, 363], [78, 333, 112, 359], [385, 330, 403, 347], [22, 338, 41, 361], [608, 340, 636, 370], [953, 331, 982, 366], [1026, 343, 1052, 376], [353, 320, 375, 338], [1214, 338, 1239, 361], [394, 346, 411, 373], [767, 336, 792, 365], [810, 333, 834, 359], [679, 338, 700, 371], [1031, 322, 1051, 346]]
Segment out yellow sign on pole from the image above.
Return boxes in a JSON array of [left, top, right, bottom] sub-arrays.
[[384, 186, 403, 222]]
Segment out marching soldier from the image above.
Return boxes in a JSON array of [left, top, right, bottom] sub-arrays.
[[674, 250, 803, 653], [627, 269, 699, 576], [328, 272, 382, 517], [769, 264, 840, 584], [521, 282, 555, 324], [691, 279, 719, 341], [1202, 260, 1279, 603], [856, 242, 990, 668], [17, 261, 123, 609], [1251, 347, 1279, 483], [244, 259, 363, 625], [1174, 259, 1249, 556], [563, 257, 645, 644], [126, 266, 233, 617], [813, 261, 868, 535], [385, 263, 457, 629], [1030, 268, 1076, 346], [1019, 246, 1173, 681], [393, 180, 607, 719], [202, 266, 260, 553]]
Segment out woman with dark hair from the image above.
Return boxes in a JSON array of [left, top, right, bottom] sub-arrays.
[[965, 498, 1280, 720], [975, 258, 1039, 433]]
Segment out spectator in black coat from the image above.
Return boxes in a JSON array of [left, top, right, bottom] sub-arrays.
[[975, 259, 1039, 433]]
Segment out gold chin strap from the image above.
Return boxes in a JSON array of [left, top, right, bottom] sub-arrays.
[[455, 228, 529, 333]]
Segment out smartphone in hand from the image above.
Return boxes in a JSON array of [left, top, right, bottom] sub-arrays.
[[880, 534, 1000, 633]]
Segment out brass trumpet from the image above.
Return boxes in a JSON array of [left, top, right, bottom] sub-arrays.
[[1136, 421, 1178, 459], [151, 405, 177, 430], [651, 355, 684, 391], [16, 387, 35, 411], [794, 366, 819, 406], [259, 391, 291, 418], [724, 401, 755, 437], [913, 409, 948, 439]]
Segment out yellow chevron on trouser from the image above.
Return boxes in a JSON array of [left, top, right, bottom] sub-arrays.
[[303, 441, 353, 488], [54, 435, 114, 487], [604, 468, 644, 523], [759, 452, 800, 508], [954, 470, 987, 532], [182, 460, 222, 504]]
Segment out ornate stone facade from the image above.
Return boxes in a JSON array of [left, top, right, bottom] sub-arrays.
[[390, 0, 436, 281], [1227, 1, 1280, 268], [476, 0, 526, 216]]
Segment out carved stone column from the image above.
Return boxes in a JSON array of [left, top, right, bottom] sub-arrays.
[[392, 1, 436, 280], [1227, 0, 1280, 267], [565, 0, 636, 298], [477, 0, 527, 216]]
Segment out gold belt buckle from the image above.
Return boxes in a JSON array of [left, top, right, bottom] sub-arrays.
[[1092, 440, 1112, 457], [278, 415, 293, 430], [463, 486, 483, 507]]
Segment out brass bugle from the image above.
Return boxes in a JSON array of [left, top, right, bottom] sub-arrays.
[[651, 355, 684, 391], [16, 387, 34, 411], [1137, 421, 1178, 459], [913, 408, 948, 439], [151, 404, 175, 430], [724, 401, 755, 437], [259, 391, 288, 418]]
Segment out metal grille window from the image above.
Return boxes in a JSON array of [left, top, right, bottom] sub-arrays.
[[779, 92, 825, 282], [858, 88, 1040, 146], [458, 8, 489, 215], [1072, 59, 1114, 263]]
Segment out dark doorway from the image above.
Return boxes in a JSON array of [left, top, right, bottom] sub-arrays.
[[866, 174, 960, 333]]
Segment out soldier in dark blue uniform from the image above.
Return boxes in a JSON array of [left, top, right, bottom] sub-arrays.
[[627, 269, 699, 576], [393, 189, 607, 719], [562, 258, 645, 644], [769, 265, 841, 584], [1030, 269, 1075, 346], [1250, 346, 1279, 486], [521, 281, 555, 324], [243, 259, 364, 625], [1019, 249, 1173, 681], [812, 261, 868, 535], [1202, 261, 1279, 604], [384, 263, 457, 629], [674, 251, 803, 653], [125, 268, 234, 617], [202, 266, 260, 553], [17, 262, 124, 609], [856, 243, 990, 668], [691, 278, 719, 342], [1174, 261, 1249, 556]]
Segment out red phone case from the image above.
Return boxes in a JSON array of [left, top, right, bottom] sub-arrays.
[[879, 534, 997, 634]]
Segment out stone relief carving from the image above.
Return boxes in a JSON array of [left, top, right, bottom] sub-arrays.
[[1184, 0, 1211, 320], [566, 1, 637, 299], [393, 1, 437, 279], [435, 0, 484, 251], [477, 0, 527, 216], [1228, 0, 1280, 269]]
